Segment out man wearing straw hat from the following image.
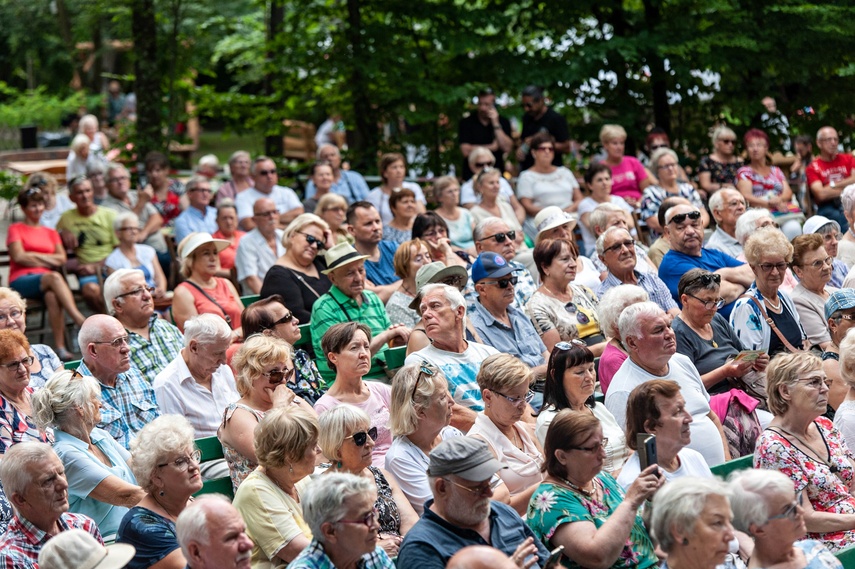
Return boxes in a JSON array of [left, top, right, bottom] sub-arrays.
[[310, 242, 411, 382]]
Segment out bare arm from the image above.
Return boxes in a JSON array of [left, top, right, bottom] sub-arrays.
[[8, 241, 65, 268], [737, 178, 772, 208], [364, 279, 401, 304], [275, 534, 313, 563], [218, 408, 260, 464], [170, 285, 198, 332], [88, 476, 146, 508], [279, 207, 304, 226], [369, 325, 411, 355], [139, 211, 163, 241], [715, 264, 755, 288], [149, 549, 187, 569], [242, 275, 263, 295], [450, 403, 476, 432], [519, 197, 541, 218], [381, 468, 420, 534], [509, 193, 526, 224], [800, 491, 855, 533]]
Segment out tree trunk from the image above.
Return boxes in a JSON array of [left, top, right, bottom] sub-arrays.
[[345, 0, 379, 171], [131, 0, 162, 158], [642, 0, 671, 133], [264, 0, 284, 158], [54, 0, 83, 90]]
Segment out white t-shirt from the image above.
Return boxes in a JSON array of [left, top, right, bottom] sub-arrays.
[[405, 342, 499, 411], [460, 177, 515, 206], [616, 447, 712, 490], [235, 185, 302, 222], [606, 353, 726, 466], [516, 167, 580, 210], [366, 182, 426, 225]]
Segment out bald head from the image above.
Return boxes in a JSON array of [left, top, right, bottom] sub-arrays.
[[447, 546, 518, 569]]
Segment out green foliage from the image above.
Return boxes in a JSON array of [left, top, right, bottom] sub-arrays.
[[0, 170, 23, 202], [0, 82, 93, 129]]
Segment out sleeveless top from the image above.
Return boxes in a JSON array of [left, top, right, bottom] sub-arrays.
[[221, 402, 266, 493], [176, 278, 242, 331], [467, 414, 543, 496], [369, 466, 402, 536]]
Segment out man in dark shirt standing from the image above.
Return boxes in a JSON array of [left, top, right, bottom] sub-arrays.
[[458, 89, 513, 180], [516, 85, 571, 172]]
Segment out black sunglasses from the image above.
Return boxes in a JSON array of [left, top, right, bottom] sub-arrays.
[[483, 276, 518, 289], [270, 311, 294, 327], [257, 169, 277, 176], [668, 211, 702, 225], [478, 230, 516, 243], [411, 364, 436, 402], [691, 273, 721, 286], [347, 426, 378, 447], [298, 232, 326, 250], [475, 161, 494, 168]]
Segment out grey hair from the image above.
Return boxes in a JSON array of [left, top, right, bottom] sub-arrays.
[[598, 285, 649, 339], [251, 155, 274, 175], [103, 269, 146, 315], [813, 219, 841, 235], [316, 144, 339, 160], [618, 301, 664, 346], [589, 203, 625, 236], [596, 226, 630, 256], [183, 313, 233, 348], [735, 209, 774, 245], [302, 473, 376, 544], [843, 185, 855, 218], [197, 154, 220, 169], [184, 175, 210, 194], [113, 211, 140, 233], [711, 126, 736, 145], [79, 114, 99, 132], [728, 469, 797, 532], [130, 415, 197, 494], [217, 199, 237, 215], [708, 190, 725, 213], [839, 328, 855, 388], [228, 150, 251, 168], [651, 476, 732, 553], [318, 404, 371, 462], [0, 442, 57, 500], [419, 283, 466, 314], [649, 148, 678, 171], [31, 370, 101, 431], [176, 494, 233, 559], [78, 314, 122, 353], [71, 134, 91, 153], [106, 162, 128, 180], [467, 147, 494, 169], [390, 364, 448, 436], [282, 213, 330, 248], [473, 216, 508, 242]]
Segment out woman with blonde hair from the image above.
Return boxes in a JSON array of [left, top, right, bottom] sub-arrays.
[[261, 213, 333, 322], [314, 193, 351, 244], [385, 238, 431, 328], [599, 124, 655, 207], [432, 175, 475, 252]]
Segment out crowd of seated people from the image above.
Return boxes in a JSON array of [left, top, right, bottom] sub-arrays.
[[9, 103, 855, 569]]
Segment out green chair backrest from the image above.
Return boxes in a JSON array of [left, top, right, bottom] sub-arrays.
[[241, 295, 260, 308], [196, 436, 225, 461], [836, 544, 855, 569], [194, 476, 234, 499], [294, 323, 312, 349], [63, 359, 81, 371], [385, 346, 407, 371], [709, 454, 754, 479]]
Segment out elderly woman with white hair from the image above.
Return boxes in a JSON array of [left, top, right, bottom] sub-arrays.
[[459, 146, 520, 210], [117, 415, 203, 569], [596, 284, 649, 394], [290, 473, 395, 569], [319, 404, 418, 557], [233, 406, 321, 567], [216, 151, 254, 205], [734, 209, 799, 293], [261, 213, 333, 322], [650, 477, 735, 569], [640, 148, 709, 235], [698, 125, 743, 196], [105, 211, 168, 294], [67, 134, 95, 180], [834, 329, 855, 451], [729, 469, 842, 569], [32, 370, 144, 540]]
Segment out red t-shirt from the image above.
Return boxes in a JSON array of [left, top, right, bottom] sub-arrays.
[[6, 223, 62, 282], [213, 229, 246, 271], [806, 153, 855, 204]]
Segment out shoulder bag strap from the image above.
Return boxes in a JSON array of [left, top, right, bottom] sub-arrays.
[[742, 294, 801, 354], [184, 280, 232, 326]]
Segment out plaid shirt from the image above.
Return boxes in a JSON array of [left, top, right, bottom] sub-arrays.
[[310, 286, 391, 384], [77, 361, 160, 450], [597, 269, 678, 313], [127, 315, 184, 382], [0, 512, 102, 569], [286, 540, 394, 569]]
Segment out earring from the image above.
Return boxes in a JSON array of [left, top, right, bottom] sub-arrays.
[[289, 464, 294, 473], [681, 538, 688, 546], [159, 490, 165, 497], [336, 461, 342, 469]]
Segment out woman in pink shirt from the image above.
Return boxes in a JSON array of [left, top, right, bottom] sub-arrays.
[[600, 124, 655, 207]]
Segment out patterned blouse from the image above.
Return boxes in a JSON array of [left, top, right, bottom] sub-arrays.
[[754, 418, 855, 551], [369, 466, 402, 536], [526, 285, 603, 343], [221, 402, 266, 494], [697, 156, 744, 186]]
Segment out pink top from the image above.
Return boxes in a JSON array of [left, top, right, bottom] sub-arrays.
[[176, 278, 242, 331], [598, 342, 628, 395], [314, 381, 393, 469], [609, 156, 648, 201], [6, 223, 62, 283], [213, 229, 246, 271]]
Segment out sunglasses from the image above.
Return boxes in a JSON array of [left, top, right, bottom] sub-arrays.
[[478, 230, 516, 243], [668, 210, 702, 225], [298, 232, 326, 250], [718, 139, 737, 144], [483, 276, 518, 289], [603, 239, 634, 255], [563, 303, 590, 324], [690, 273, 721, 287], [555, 339, 587, 351], [411, 364, 436, 402], [263, 367, 295, 385], [650, 143, 669, 151], [475, 162, 494, 168], [256, 169, 277, 176], [347, 426, 378, 446], [270, 311, 294, 327]]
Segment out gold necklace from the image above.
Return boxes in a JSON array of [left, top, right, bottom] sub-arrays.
[[558, 475, 597, 497]]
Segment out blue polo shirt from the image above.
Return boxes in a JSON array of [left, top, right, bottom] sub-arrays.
[[658, 247, 744, 318], [398, 499, 549, 569], [364, 240, 400, 286], [468, 300, 546, 368], [173, 205, 217, 243]]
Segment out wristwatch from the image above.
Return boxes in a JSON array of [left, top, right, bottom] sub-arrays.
[[831, 180, 837, 189]]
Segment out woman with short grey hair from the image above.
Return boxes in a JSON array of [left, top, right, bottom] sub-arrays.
[[105, 211, 167, 294], [216, 150, 254, 205], [640, 148, 708, 234], [32, 370, 143, 540], [651, 476, 735, 569], [117, 415, 203, 569], [289, 473, 395, 569], [729, 469, 841, 569], [596, 284, 649, 394]]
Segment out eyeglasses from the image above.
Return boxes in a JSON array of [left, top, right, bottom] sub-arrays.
[[569, 438, 609, 453], [686, 294, 725, 310], [650, 144, 669, 151], [819, 137, 839, 143], [803, 257, 833, 270], [657, 163, 679, 170], [346, 426, 378, 446], [758, 262, 789, 273], [482, 276, 518, 289], [555, 339, 587, 351], [478, 230, 516, 243], [444, 478, 493, 496], [337, 507, 379, 529], [263, 367, 295, 385], [298, 232, 326, 250], [796, 375, 828, 390], [323, 206, 346, 213], [108, 175, 131, 183], [475, 162, 494, 168], [117, 226, 141, 233], [0, 310, 23, 322], [189, 187, 212, 193], [157, 449, 202, 471], [490, 388, 534, 407], [254, 210, 278, 218], [535, 146, 555, 152], [92, 336, 130, 349], [668, 211, 702, 225], [767, 490, 803, 522], [256, 169, 277, 176], [758, 219, 779, 229], [603, 238, 634, 255], [725, 199, 747, 209], [2, 356, 33, 371], [115, 286, 155, 300], [411, 364, 436, 402]]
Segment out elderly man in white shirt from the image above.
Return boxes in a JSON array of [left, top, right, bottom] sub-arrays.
[[153, 313, 238, 478], [234, 197, 286, 294]]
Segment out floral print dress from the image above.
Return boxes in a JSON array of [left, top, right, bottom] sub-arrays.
[[526, 473, 658, 569], [754, 417, 855, 551]]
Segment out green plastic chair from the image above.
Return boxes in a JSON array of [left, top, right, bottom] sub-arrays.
[[194, 476, 234, 499], [196, 435, 225, 461], [63, 359, 81, 371], [384, 346, 407, 371], [193, 436, 234, 499], [709, 454, 754, 479], [835, 544, 855, 569], [240, 294, 260, 308]]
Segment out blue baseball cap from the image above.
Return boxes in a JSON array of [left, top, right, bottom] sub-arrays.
[[471, 252, 514, 283], [825, 289, 855, 320]]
